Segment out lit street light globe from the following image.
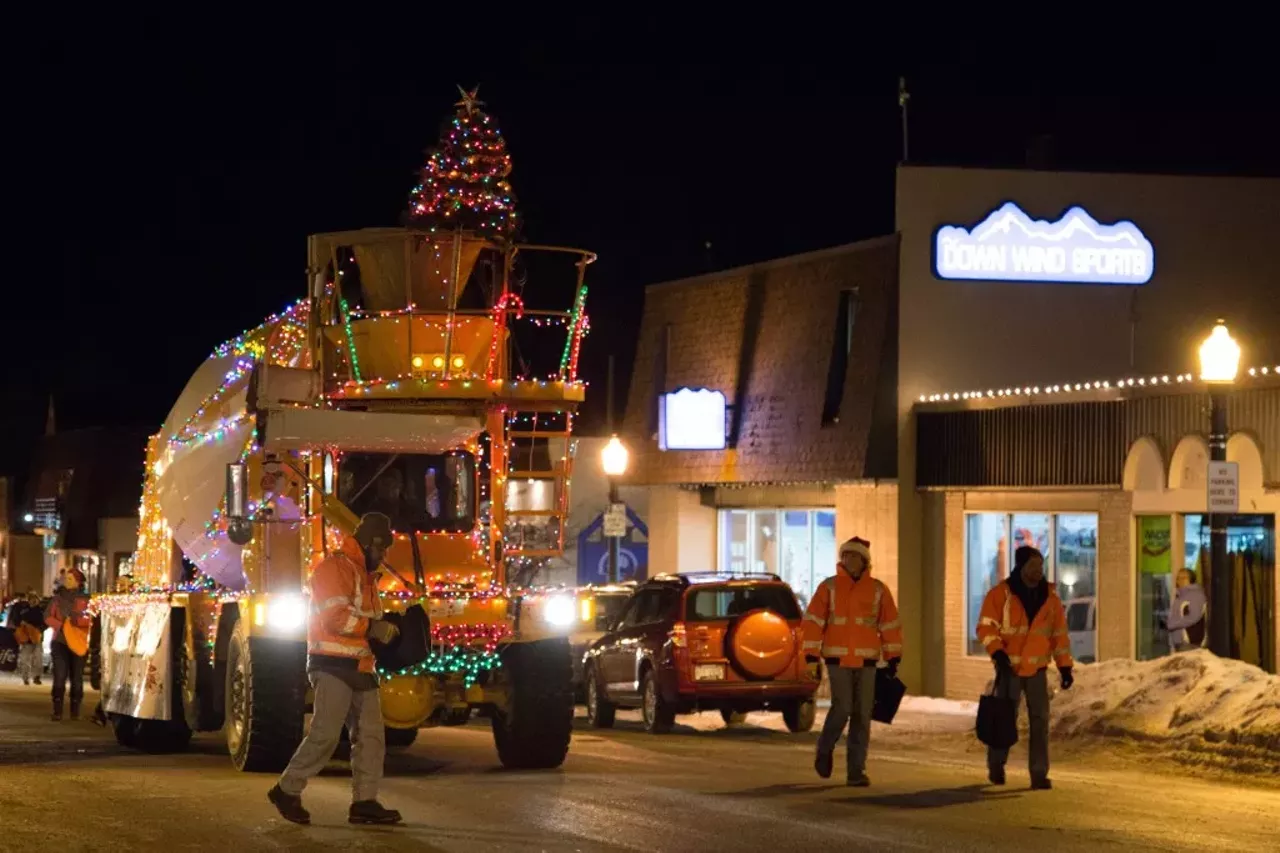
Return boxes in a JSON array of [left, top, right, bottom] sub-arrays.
[[601, 435, 629, 477], [1199, 320, 1241, 384]]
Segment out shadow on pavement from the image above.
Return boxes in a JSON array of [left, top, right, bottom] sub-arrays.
[[834, 783, 1020, 809], [717, 782, 847, 798]]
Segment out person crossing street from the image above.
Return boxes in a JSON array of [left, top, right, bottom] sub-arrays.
[[976, 545, 1074, 789], [268, 512, 405, 826], [46, 570, 90, 720], [803, 537, 903, 787], [8, 590, 45, 686]]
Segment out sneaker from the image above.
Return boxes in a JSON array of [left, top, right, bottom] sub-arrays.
[[1030, 777, 1053, 791], [988, 767, 1006, 786], [268, 785, 311, 825], [814, 751, 833, 780], [847, 774, 871, 787], [349, 800, 403, 825]]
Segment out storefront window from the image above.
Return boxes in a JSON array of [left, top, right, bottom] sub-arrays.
[[1136, 516, 1173, 661], [718, 508, 836, 609], [1181, 514, 1275, 673], [722, 510, 749, 574], [965, 513, 1007, 656], [965, 512, 1099, 658]]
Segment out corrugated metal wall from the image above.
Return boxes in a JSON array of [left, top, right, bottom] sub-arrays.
[[917, 387, 1280, 488]]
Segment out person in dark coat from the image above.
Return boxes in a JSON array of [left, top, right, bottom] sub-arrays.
[[8, 591, 45, 685], [46, 568, 91, 721]]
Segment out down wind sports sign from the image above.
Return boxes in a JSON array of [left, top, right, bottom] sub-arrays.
[[933, 202, 1155, 286]]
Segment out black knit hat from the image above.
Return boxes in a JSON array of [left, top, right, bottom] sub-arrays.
[[354, 512, 394, 549], [1013, 545, 1043, 573]]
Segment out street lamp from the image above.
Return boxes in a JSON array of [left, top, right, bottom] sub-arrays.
[[600, 435, 629, 583], [1198, 319, 1240, 658]]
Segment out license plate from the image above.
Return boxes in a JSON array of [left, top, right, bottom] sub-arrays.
[[694, 664, 726, 681]]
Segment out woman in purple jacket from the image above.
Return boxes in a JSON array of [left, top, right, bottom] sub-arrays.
[[1167, 569, 1207, 653]]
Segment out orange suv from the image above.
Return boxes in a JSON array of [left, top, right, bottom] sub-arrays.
[[582, 573, 818, 733]]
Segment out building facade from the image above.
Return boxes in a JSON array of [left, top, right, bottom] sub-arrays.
[[623, 164, 1279, 696], [621, 235, 900, 609]]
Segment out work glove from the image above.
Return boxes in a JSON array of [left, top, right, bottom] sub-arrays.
[[367, 619, 399, 645], [991, 650, 1013, 674], [886, 658, 900, 679], [1059, 666, 1074, 691], [804, 655, 821, 682]]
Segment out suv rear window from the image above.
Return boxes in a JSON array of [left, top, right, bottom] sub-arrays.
[[685, 585, 801, 622]]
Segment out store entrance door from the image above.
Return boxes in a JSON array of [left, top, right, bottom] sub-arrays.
[[1186, 514, 1276, 674]]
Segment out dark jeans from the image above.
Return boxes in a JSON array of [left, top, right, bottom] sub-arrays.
[[52, 642, 85, 708], [987, 668, 1050, 780]]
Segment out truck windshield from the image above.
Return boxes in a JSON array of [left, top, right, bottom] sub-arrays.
[[338, 452, 475, 534]]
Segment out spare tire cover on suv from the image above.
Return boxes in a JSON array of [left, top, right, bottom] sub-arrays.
[[727, 609, 795, 679]]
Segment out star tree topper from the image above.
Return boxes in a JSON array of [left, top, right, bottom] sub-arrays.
[[455, 84, 484, 116]]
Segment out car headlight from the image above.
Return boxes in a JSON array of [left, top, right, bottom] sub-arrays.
[[543, 595, 575, 627], [266, 595, 307, 631]]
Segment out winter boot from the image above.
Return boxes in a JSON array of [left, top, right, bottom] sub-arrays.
[[33, 676, 42, 685], [814, 751, 833, 779], [22, 677, 29, 686], [1030, 777, 1053, 790], [988, 766, 1006, 786], [267, 785, 311, 825], [69, 701, 81, 721], [51, 697, 63, 722], [349, 800, 403, 825], [847, 774, 871, 787]]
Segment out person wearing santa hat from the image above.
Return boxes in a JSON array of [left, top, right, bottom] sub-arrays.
[[801, 536, 903, 786]]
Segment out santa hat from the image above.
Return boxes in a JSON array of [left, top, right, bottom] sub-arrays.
[[839, 537, 872, 565]]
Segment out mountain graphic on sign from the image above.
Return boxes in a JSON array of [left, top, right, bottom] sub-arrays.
[[933, 201, 1155, 285]]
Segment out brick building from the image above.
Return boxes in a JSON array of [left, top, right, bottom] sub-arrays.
[[621, 235, 900, 609], [622, 165, 1280, 696]]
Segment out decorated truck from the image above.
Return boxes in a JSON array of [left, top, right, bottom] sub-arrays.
[[91, 91, 594, 771]]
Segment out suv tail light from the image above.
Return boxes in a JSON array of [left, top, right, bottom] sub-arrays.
[[669, 622, 687, 648]]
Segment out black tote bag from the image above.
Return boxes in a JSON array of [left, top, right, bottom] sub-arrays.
[[872, 668, 907, 724], [975, 671, 1019, 749]]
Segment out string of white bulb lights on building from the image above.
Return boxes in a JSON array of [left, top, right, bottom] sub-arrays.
[[918, 364, 1280, 404]]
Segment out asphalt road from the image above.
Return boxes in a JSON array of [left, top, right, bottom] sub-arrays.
[[1, 679, 1276, 852]]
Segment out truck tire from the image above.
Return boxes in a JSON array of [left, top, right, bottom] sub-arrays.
[[490, 638, 574, 770], [782, 699, 816, 733], [385, 726, 419, 748], [224, 617, 307, 772]]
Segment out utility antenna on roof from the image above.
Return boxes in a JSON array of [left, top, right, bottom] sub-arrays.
[[898, 77, 910, 163]]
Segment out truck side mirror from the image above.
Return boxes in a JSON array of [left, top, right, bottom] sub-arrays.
[[226, 463, 253, 545]]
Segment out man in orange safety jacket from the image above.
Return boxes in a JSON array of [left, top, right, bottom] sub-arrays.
[[803, 536, 902, 786], [976, 545, 1074, 790], [270, 512, 404, 826]]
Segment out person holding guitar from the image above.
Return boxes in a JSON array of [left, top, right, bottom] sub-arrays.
[[45, 567, 91, 721]]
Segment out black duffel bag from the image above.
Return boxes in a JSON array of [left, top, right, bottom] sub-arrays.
[[370, 604, 430, 675], [871, 668, 907, 724], [975, 670, 1019, 749]]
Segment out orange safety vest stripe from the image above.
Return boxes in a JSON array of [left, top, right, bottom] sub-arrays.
[[802, 571, 904, 668], [307, 537, 381, 673], [976, 582, 1073, 676]]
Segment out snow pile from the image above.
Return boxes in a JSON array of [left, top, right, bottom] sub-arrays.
[[1050, 650, 1280, 769], [899, 696, 978, 717]]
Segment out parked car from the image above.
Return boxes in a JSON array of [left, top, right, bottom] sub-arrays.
[[582, 572, 818, 734], [1066, 596, 1096, 663], [569, 582, 636, 699]]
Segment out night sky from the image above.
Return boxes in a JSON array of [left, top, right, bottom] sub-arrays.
[[5, 19, 1277, 476]]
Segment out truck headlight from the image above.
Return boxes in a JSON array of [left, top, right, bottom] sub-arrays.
[[266, 595, 307, 631], [543, 595, 575, 627]]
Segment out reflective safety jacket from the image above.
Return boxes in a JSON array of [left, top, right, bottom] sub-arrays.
[[976, 581, 1073, 677], [308, 537, 382, 674], [802, 569, 903, 667]]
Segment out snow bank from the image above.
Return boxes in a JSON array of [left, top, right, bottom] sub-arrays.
[[1050, 650, 1280, 767], [898, 696, 978, 717]]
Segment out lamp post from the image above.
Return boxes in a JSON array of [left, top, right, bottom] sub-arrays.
[[601, 435, 629, 583], [1198, 319, 1241, 658]]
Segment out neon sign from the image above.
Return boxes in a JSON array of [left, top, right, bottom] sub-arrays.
[[934, 202, 1154, 285]]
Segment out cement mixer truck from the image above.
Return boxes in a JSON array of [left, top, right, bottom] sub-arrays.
[[91, 226, 594, 771]]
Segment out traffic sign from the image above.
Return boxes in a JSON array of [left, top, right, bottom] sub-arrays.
[[603, 503, 627, 538], [1207, 461, 1239, 514]]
